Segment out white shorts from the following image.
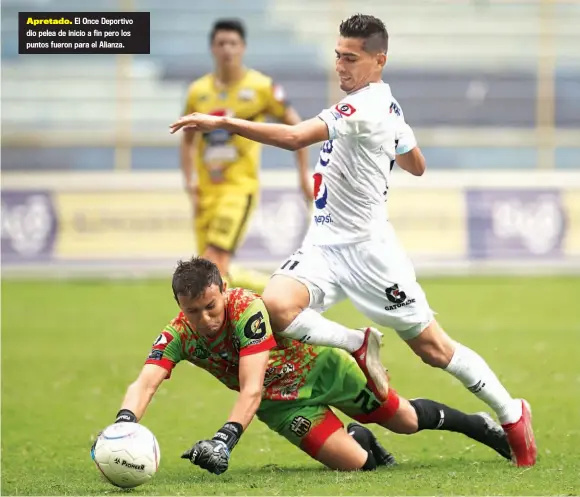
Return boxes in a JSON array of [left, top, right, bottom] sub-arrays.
[[273, 223, 434, 340]]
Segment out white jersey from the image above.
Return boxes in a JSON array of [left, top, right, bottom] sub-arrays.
[[304, 82, 417, 246]]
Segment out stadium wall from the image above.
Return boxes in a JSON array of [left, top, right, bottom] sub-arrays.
[[2, 170, 580, 279]]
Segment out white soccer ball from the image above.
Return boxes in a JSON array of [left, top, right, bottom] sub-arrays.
[[91, 422, 160, 489]]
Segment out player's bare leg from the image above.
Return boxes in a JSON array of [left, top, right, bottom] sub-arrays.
[[202, 246, 270, 293], [310, 423, 395, 471], [404, 319, 536, 467], [263, 276, 389, 399], [227, 263, 271, 293], [202, 245, 231, 278]]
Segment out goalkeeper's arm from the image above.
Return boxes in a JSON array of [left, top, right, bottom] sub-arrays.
[[116, 364, 168, 423], [228, 349, 269, 430], [208, 349, 269, 452]]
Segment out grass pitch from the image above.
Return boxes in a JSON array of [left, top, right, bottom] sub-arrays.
[[2, 276, 579, 495]]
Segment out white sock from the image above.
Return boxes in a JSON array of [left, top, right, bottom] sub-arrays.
[[444, 343, 522, 424], [278, 308, 364, 353]]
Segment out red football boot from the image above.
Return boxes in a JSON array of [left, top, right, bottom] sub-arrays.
[[502, 400, 537, 467], [352, 327, 389, 401]]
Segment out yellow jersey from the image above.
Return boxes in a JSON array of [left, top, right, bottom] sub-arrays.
[[184, 69, 289, 195]]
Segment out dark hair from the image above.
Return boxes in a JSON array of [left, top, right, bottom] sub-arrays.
[[339, 14, 388, 54], [172, 257, 223, 301], [210, 19, 246, 43]]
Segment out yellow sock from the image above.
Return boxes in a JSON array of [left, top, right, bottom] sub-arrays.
[[228, 264, 271, 294]]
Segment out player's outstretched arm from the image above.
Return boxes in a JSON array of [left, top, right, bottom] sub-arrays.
[[170, 113, 329, 152], [117, 364, 168, 422], [227, 348, 270, 430], [181, 349, 269, 475]]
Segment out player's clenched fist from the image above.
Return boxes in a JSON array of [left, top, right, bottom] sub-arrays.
[[181, 440, 230, 475]]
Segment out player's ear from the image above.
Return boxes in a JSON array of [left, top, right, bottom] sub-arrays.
[[221, 279, 228, 293], [377, 53, 387, 69]]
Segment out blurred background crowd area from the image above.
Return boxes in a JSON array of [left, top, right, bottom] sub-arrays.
[[2, 0, 579, 173]]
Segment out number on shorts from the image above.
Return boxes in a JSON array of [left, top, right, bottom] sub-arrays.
[[355, 388, 381, 415], [280, 259, 300, 271]]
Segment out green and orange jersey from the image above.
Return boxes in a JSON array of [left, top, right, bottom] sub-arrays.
[[145, 288, 320, 401]]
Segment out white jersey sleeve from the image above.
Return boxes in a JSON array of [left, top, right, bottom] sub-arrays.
[[317, 102, 370, 141]]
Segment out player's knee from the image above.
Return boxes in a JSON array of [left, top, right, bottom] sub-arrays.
[[406, 321, 455, 369], [417, 346, 452, 368], [262, 276, 309, 332]]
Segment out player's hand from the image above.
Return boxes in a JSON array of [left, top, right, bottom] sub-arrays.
[[181, 440, 230, 475], [170, 113, 223, 134]]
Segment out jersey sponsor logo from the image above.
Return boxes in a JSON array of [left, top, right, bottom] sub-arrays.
[[263, 363, 295, 388], [384, 284, 416, 311], [313, 214, 333, 226], [313, 173, 328, 209], [335, 102, 356, 117], [244, 311, 267, 341], [290, 416, 312, 437], [152, 331, 174, 349]]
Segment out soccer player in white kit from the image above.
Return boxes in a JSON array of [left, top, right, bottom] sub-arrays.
[[170, 13, 536, 467]]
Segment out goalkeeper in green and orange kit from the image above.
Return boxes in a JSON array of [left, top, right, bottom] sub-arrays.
[[101, 257, 511, 474]]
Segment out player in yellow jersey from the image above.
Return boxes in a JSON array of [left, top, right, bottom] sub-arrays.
[[180, 19, 311, 292]]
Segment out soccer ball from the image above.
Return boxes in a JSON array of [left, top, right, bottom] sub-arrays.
[[91, 422, 160, 489]]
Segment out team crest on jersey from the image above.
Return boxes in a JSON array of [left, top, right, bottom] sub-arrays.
[[313, 173, 328, 209], [335, 103, 356, 117]]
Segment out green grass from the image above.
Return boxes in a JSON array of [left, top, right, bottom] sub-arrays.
[[2, 276, 580, 495]]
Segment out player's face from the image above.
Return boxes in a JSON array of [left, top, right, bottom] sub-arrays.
[[335, 37, 385, 93], [177, 284, 226, 338], [211, 30, 245, 69]]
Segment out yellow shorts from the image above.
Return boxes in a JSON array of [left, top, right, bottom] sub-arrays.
[[195, 192, 257, 255]]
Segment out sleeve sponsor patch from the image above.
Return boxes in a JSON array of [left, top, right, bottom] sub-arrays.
[[152, 331, 174, 350], [147, 349, 164, 361], [335, 103, 356, 117]]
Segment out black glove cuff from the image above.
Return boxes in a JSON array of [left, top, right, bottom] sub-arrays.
[[212, 422, 243, 452], [115, 409, 137, 423]]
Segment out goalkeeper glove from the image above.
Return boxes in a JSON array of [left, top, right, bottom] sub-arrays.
[[181, 422, 243, 475]]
